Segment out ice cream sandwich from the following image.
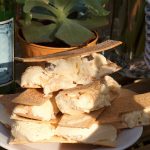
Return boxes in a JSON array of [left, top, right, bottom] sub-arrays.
[[55, 123, 117, 145], [21, 66, 50, 88], [20, 53, 120, 95], [55, 76, 120, 115], [11, 120, 56, 142], [11, 89, 59, 121], [97, 89, 150, 128]]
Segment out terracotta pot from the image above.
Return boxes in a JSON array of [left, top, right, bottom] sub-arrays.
[[17, 31, 98, 57]]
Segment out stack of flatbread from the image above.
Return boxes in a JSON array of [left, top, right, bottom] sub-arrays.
[[0, 53, 150, 148]]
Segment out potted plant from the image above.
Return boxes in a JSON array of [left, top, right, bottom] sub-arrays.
[[16, 0, 109, 57]]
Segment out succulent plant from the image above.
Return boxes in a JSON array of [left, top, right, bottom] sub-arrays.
[[17, 0, 109, 46]]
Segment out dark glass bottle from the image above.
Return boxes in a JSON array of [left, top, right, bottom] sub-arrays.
[[0, 0, 15, 94]]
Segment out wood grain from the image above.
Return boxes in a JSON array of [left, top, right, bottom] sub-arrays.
[[15, 40, 122, 62]]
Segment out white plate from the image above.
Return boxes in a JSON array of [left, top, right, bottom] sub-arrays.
[[0, 124, 143, 150]]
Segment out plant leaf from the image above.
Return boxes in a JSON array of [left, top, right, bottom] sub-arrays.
[[22, 21, 57, 43], [55, 19, 95, 46], [23, 0, 57, 15], [76, 16, 108, 29], [41, 0, 49, 4], [51, 0, 78, 11], [83, 0, 109, 16], [16, 0, 49, 4], [100, 0, 109, 5], [54, 0, 72, 9], [16, 0, 26, 4], [65, 1, 85, 16], [32, 13, 56, 22], [53, 0, 77, 15], [24, 13, 32, 25]]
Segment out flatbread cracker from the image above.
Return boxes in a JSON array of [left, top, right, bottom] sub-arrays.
[[15, 40, 122, 63], [58, 108, 105, 128], [97, 89, 150, 124], [11, 114, 61, 125], [12, 89, 50, 106], [9, 135, 116, 147], [110, 122, 128, 129], [56, 79, 119, 115], [12, 95, 59, 122]]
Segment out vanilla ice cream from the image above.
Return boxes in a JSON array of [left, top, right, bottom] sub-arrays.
[[21, 66, 50, 88], [55, 123, 117, 143], [122, 108, 150, 128], [21, 54, 120, 94], [43, 75, 76, 95], [104, 76, 121, 93], [13, 99, 59, 121], [11, 121, 55, 142], [56, 81, 111, 114]]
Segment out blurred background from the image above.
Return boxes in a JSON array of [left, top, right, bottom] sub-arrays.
[[15, 0, 149, 80], [110, 0, 145, 60], [98, 0, 149, 79]]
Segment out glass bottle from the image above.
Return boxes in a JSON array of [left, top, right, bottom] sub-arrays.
[[0, 0, 15, 94]]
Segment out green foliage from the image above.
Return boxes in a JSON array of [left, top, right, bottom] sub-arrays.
[[16, 0, 109, 46], [111, 0, 145, 59]]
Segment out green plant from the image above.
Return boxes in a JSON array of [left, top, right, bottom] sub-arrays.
[[16, 0, 109, 46], [111, 0, 145, 60]]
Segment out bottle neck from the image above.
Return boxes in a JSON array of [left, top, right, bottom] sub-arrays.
[[0, 0, 14, 21]]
